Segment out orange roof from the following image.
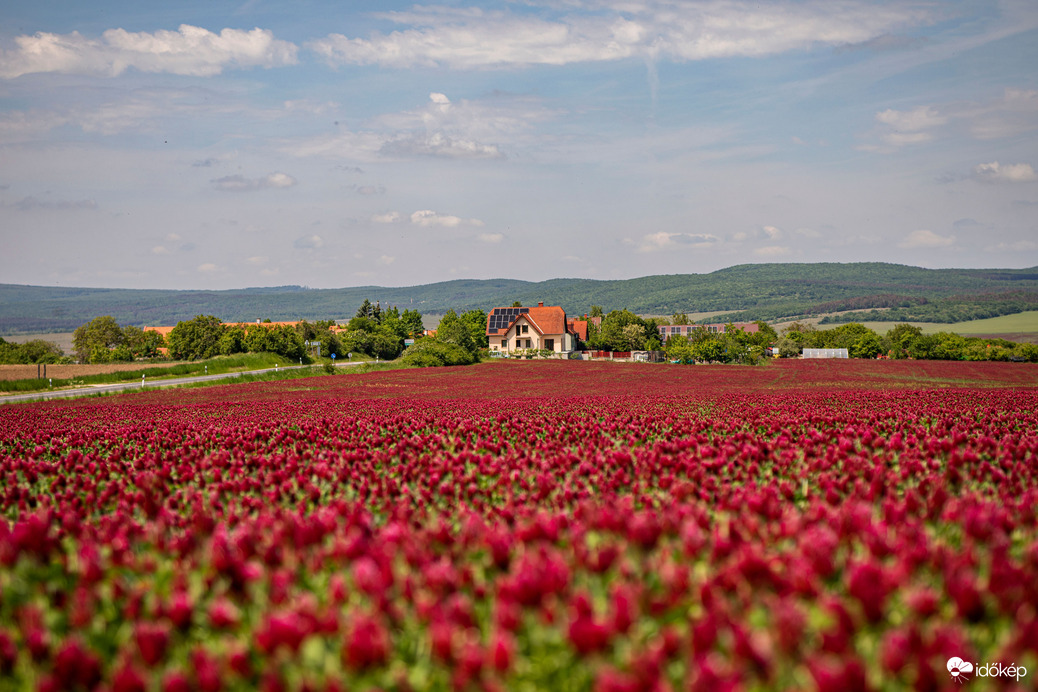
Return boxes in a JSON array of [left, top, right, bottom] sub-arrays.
[[487, 304, 570, 337], [568, 318, 588, 342], [524, 306, 567, 334]]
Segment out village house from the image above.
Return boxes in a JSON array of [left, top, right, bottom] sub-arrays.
[[656, 322, 760, 339], [486, 303, 587, 354]]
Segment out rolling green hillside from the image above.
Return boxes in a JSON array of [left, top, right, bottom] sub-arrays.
[[2, 263, 1037, 334]]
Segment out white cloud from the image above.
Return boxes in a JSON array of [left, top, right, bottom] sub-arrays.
[[197, 263, 220, 273], [378, 255, 396, 266], [211, 172, 297, 192], [898, 229, 954, 249], [875, 106, 946, 132], [293, 234, 324, 250], [263, 172, 297, 188], [762, 225, 783, 240], [0, 25, 298, 78], [863, 89, 1038, 152], [151, 246, 171, 255], [972, 161, 1036, 183], [245, 256, 269, 266], [307, 2, 924, 69], [477, 232, 505, 243], [410, 210, 484, 228], [866, 106, 946, 149], [380, 132, 504, 159], [284, 91, 552, 163], [372, 211, 401, 224], [638, 231, 719, 252]]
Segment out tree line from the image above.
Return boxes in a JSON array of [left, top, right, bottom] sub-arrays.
[[661, 320, 1038, 363], [30, 305, 1038, 367], [61, 302, 495, 366], [0, 338, 68, 365]]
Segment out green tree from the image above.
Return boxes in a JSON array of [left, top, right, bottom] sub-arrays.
[[21, 339, 64, 364], [620, 323, 647, 351], [400, 340, 477, 367], [671, 312, 690, 325], [245, 326, 272, 355], [907, 333, 939, 359], [401, 309, 424, 338], [460, 309, 490, 349], [718, 325, 751, 364], [370, 331, 403, 360], [749, 321, 778, 349], [0, 338, 65, 364], [122, 325, 165, 359], [435, 310, 477, 355], [110, 345, 134, 362], [167, 315, 226, 360], [885, 323, 923, 359], [341, 329, 372, 357], [73, 315, 125, 363], [266, 325, 305, 360], [598, 310, 646, 351], [350, 300, 379, 324], [219, 327, 247, 356], [347, 315, 377, 333], [932, 332, 968, 360], [776, 336, 800, 358], [692, 338, 724, 363], [665, 336, 694, 363], [851, 331, 883, 359]]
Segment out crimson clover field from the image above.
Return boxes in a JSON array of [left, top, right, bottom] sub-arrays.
[[2, 359, 1037, 691]]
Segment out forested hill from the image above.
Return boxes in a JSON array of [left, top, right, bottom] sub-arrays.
[[2, 263, 1037, 333]]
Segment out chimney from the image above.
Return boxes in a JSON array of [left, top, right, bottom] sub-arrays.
[[538, 301, 544, 307]]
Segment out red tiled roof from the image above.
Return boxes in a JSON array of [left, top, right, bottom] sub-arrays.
[[487, 305, 570, 336], [567, 319, 588, 342]]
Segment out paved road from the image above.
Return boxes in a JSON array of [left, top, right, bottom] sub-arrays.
[[0, 360, 368, 405]]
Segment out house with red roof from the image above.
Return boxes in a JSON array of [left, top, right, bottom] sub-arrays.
[[486, 302, 587, 354]]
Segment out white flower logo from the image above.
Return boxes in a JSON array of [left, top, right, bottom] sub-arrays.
[[947, 657, 974, 683]]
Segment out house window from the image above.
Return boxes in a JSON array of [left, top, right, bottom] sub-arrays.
[[521, 324, 529, 334], [501, 339, 507, 348], [526, 339, 531, 348], [545, 338, 554, 350]]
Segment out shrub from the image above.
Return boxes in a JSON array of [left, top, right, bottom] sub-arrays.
[[400, 340, 477, 367]]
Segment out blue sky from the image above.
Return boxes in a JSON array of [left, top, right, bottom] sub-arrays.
[[1, 0, 1036, 290]]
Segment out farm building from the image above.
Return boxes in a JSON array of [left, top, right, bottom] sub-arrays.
[[802, 348, 849, 359], [657, 322, 760, 339]]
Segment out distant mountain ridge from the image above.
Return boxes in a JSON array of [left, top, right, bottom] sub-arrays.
[[2, 263, 1037, 334]]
